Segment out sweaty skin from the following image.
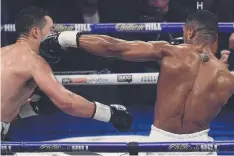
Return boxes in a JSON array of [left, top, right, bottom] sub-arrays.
[[1, 44, 37, 122], [78, 35, 234, 134], [1, 42, 95, 123]]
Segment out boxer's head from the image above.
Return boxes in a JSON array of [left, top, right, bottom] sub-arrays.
[[15, 6, 54, 46], [183, 10, 218, 54]]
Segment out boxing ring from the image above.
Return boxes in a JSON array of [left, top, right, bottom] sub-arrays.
[[1, 22, 234, 155]]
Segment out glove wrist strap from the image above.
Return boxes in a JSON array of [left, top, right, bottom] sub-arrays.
[[92, 101, 111, 122], [58, 31, 80, 48]]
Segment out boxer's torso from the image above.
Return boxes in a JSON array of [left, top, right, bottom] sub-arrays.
[[154, 44, 234, 134], [1, 44, 37, 123]]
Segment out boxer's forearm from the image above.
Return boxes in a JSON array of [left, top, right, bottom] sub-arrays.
[[53, 91, 112, 122], [52, 91, 95, 118], [78, 35, 122, 57], [58, 31, 124, 57], [58, 32, 166, 61]]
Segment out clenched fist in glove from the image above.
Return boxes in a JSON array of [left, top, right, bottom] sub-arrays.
[[92, 102, 132, 132], [39, 31, 82, 64]]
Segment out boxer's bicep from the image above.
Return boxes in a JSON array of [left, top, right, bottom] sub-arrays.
[[31, 56, 71, 107], [108, 41, 170, 61], [150, 41, 174, 59]]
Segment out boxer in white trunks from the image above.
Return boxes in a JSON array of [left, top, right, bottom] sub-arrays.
[[43, 10, 234, 155]]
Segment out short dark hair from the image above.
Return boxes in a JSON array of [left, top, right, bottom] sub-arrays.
[[15, 6, 48, 37], [185, 10, 218, 43]]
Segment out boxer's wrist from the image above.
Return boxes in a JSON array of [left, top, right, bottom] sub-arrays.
[[58, 31, 80, 48], [91, 101, 111, 122]]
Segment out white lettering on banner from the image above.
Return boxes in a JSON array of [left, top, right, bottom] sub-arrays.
[[115, 23, 145, 31], [197, 1, 203, 10], [75, 24, 91, 32], [4, 24, 15, 32], [168, 144, 199, 151], [145, 23, 162, 31], [200, 144, 217, 151], [54, 24, 74, 31], [72, 145, 89, 151]]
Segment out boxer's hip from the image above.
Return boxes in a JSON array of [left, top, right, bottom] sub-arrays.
[[149, 125, 213, 141], [139, 125, 217, 156]]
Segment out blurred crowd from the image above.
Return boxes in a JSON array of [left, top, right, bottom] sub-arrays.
[[1, 0, 234, 110]]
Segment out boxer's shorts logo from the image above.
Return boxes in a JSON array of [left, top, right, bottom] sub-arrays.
[[117, 75, 132, 83]]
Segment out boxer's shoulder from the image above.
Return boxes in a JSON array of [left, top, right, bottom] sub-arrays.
[[215, 69, 234, 95], [168, 44, 199, 59]]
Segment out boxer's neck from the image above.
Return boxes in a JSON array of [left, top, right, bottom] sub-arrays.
[[194, 43, 215, 57], [17, 36, 39, 53], [188, 39, 214, 56]]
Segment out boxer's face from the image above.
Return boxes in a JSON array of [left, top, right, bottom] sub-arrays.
[[184, 25, 218, 55], [183, 26, 194, 44], [30, 16, 54, 42], [40, 16, 54, 40]]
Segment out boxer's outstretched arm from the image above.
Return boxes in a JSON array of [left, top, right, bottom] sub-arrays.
[[30, 54, 133, 130], [45, 32, 172, 62], [79, 35, 172, 61], [31, 54, 95, 118]]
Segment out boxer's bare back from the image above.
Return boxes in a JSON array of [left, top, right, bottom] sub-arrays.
[[154, 44, 234, 134], [79, 35, 234, 134], [1, 43, 37, 123]]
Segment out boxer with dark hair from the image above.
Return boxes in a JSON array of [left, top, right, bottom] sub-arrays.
[[1, 6, 132, 140], [43, 10, 234, 155]]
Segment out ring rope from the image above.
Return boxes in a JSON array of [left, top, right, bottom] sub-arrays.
[[56, 72, 234, 85], [1, 141, 234, 153], [1, 22, 234, 32]]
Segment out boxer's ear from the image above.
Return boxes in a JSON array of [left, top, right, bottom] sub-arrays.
[[188, 27, 195, 40], [31, 27, 40, 39], [183, 26, 189, 43]]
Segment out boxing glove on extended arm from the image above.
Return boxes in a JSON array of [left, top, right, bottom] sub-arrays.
[[39, 32, 81, 64], [92, 102, 132, 132], [40, 32, 81, 49]]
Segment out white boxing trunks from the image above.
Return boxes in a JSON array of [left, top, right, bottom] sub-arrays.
[[139, 125, 217, 156], [1, 122, 10, 140]]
